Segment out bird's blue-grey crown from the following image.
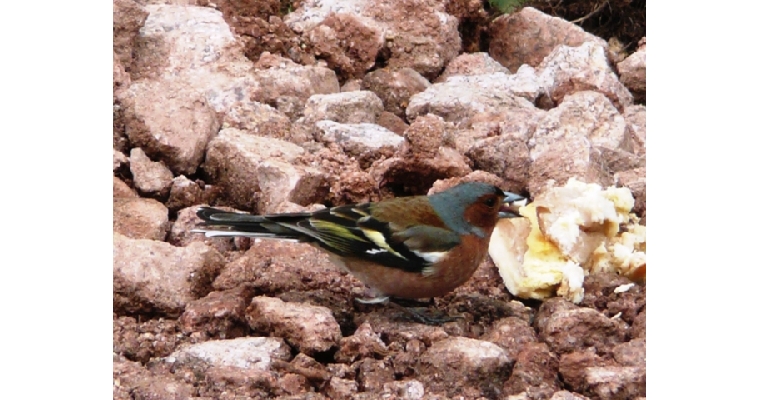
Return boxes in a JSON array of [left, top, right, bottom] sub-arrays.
[[427, 182, 505, 237]]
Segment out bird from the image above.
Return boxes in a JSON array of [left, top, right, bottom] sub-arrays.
[[193, 181, 526, 322]]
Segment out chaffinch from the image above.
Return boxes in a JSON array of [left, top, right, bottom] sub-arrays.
[[193, 182, 526, 316]]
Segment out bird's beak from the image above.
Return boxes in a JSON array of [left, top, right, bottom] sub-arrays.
[[498, 192, 528, 218]]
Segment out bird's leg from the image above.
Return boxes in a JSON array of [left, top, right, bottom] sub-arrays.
[[387, 297, 464, 325], [355, 295, 390, 304]]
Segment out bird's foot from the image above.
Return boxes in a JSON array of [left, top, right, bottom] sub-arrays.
[[387, 299, 463, 325], [355, 295, 390, 305]]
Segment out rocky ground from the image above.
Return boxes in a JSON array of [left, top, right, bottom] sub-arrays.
[[113, 0, 646, 398]]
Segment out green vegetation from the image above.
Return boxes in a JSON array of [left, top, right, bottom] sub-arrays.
[[487, 0, 529, 14]]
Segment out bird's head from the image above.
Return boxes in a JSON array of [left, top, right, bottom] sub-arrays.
[[429, 182, 527, 238]]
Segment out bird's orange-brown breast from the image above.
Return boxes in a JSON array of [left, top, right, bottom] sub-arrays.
[[343, 230, 494, 299]]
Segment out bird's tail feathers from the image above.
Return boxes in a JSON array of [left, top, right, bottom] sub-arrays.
[[193, 207, 307, 241]]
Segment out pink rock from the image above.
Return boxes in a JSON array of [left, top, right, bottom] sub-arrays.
[[251, 53, 340, 119], [584, 366, 646, 400], [436, 52, 509, 82], [167, 205, 239, 253], [169, 336, 291, 370], [113, 176, 137, 198], [113, 197, 169, 241], [618, 38, 646, 103], [165, 175, 204, 213], [179, 285, 256, 339], [362, 68, 431, 117], [538, 307, 629, 355], [482, 317, 539, 361], [316, 121, 403, 166], [417, 336, 512, 398], [612, 338, 645, 368], [113, 233, 224, 316], [285, 0, 461, 79], [538, 42, 633, 111], [335, 321, 389, 363], [489, 7, 607, 73], [407, 69, 539, 123], [527, 91, 637, 195], [304, 91, 384, 124], [503, 342, 561, 399], [203, 128, 328, 213], [120, 77, 221, 175], [129, 147, 174, 199], [623, 105, 646, 157], [113, 0, 148, 72], [246, 296, 342, 355]]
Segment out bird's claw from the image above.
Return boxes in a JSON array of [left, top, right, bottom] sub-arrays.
[[387, 302, 463, 325]]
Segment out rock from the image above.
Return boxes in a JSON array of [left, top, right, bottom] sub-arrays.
[[131, 5, 239, 81], [120, 77, 221, 175], [436, 52, 509, 82], [527, 136, 610, 197], [223, 100, 293, 140], [377, 111, 409, 135], [623, 105, 646, 158], [113, 176, 138, 198], [538, 307, 629, 355], [246, 296, 342, 355], [381, 379, 426, 399], [167, 205, 239, 253], [113, 0, 148, 72], [417, 337, 512, 398], [370, 115, 472, 194], [466, 135, 531, 194], [550, 391, 592, 400], [482, 317, 539, 361], [407, 69, 539, 124], [113, 149, 129, 175], [612, 338, 645, 368], [342, 79, 363, 92], [129, 147, 174, 199], [198, 365, 279, 398], [534, 298, 579, 333], [316, 121, 403, 166], [304, 91, 384, 124], [203, 128, 327, 213], [489, 7, 607, 73], [362, 68, 431, 117], [165, 175, 204, 212], [211, 239, 343, 293], [559, 350, 611, 393], [326, 377, 359, 400], [305, 13, 385, 80], [169, 336, 291, 370], [285, 0, 461, 79], [113, 197, 169, 241], [179, 285, 257, 339], [538, 41, 633, 112], [580, 273, 646, 325], [113, 354, 194, 400], [113, 316, 181, 364], [527, 91, 637, 195], [335, 321, 389, 363], [632, 308, 645, 339], [250, 53, 341, 120], [503, 342, 561, 399], [113, 233, 224, 316], [618, 38, 646, 103], [584, 366, 646, 400], [355, 358, 394, 392]]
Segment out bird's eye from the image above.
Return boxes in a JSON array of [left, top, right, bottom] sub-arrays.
[[484, 197, 497, 208]]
